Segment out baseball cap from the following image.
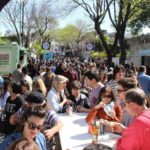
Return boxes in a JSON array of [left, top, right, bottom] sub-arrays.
[[0, 76, 4, 88], [25, 91, 46, 104]]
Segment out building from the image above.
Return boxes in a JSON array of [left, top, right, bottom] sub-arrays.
[[126, 34, 150, 67]]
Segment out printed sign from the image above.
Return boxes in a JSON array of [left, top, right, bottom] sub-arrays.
[[86, 43, 94, 51], [42, 41, 51, 50], [43, 51, 54, 60], [0, 53, 10, 66]]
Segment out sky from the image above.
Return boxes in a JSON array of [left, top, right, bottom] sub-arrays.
[[56, 1, 115, 33], [0, 0, 114, 36], [0, 0, 149, 36]]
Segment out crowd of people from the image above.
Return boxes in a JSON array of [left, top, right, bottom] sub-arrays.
[[0, 57, 150, 150]]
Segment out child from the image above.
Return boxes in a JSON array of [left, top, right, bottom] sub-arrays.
[[68, 80, 90, 112]]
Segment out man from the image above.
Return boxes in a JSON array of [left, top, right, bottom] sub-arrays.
[[84, 71, 104, 108], [112, 89, 150, 150], [67, 80, 90, 112], [117, 78, 137, 126], [137, 65, 150, 94], [11, 64, 22, 81]]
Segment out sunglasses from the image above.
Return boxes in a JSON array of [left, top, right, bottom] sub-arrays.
[[117, 89, 127, 93], [102, 95, 112, 98], [27, 120, 43, 131]]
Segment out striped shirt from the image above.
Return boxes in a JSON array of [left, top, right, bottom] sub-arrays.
[[107, 79, 118, 101]]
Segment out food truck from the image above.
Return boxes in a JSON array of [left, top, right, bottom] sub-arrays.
[[0, 43, 27, 75]]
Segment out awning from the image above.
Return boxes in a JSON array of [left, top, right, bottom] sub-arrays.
[[138, 50, 150, 56]]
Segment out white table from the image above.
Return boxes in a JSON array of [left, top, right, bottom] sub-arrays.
[[58, 113, 120, 150]]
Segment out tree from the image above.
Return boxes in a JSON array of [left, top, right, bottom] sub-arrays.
[[51, 21, 92, 50], [64, 0, 147, 65], [0, 32, 8, 45], [0, 0, 57, 48], [51, 25, 81, 49], [106, 0, 148, 65], [31, 0, 58, 41], [65, 0, 114, 66], [129, 1, 150, 34]]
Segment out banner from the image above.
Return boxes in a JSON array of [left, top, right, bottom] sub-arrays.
[[43, 51, 54, 60]]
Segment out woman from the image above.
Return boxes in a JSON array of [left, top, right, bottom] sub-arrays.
[[32, 77, 47, 96], [43, 67, 55, 92], [86, 86, 122, 124], [47, 75, 71, 113], [10, 91, 63, 150], [107, 65, 125, 101], [0, 106, 47, 150]]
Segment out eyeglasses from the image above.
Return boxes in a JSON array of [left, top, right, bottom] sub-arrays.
[[26, 120, 43, 131], [117, 89, 127, 93], [102, 95, 112, 98]]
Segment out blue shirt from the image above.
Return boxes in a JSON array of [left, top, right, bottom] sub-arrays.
[[138, 72, 150, 94], [0, 132, 46, 150]]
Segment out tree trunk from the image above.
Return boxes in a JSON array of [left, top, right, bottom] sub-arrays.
[[95, 23, 112, 66], [106, 50, 113, 66], [119, 36, 126, 65], [119, 26, 126, 65]]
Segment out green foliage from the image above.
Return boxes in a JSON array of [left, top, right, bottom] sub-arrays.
[[0, 37, 8, 45], [32, 42, 45, 55], [0, 39, 6, 45], [129, 1, 150, 34], [91, 52, 107, 58], [51, 25, 79, 46], [50, 24, 97, 51]]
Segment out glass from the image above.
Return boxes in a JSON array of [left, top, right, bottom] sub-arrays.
[[91, 125, 99, 144], [27, 120, 43, 131], [88, 121, 99, 144]]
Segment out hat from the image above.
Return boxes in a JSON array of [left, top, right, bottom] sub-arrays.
[[53, 75, 68, 83], [25, 91, 46, 104], [0, 76, 4, 88]]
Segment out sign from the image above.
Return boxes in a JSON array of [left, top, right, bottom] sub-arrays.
[[0, 44, 19, 75], [86, 42, 94, 51], [42, 41, 51, 50], [0, 53, 10, 66], [43, 51, 54, 60]]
